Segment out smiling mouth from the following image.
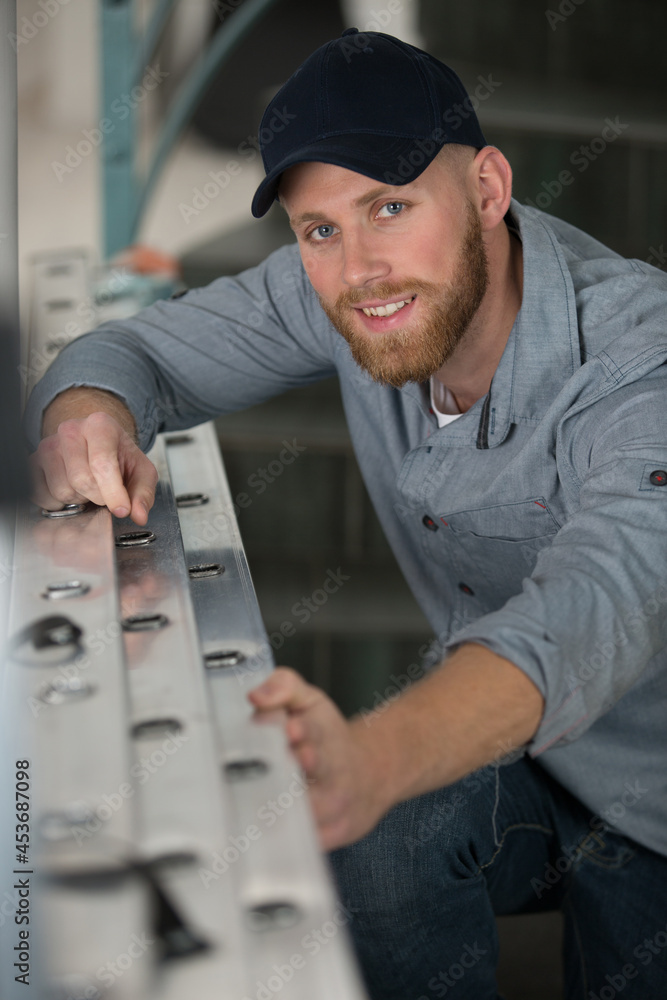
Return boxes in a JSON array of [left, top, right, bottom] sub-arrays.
[[359, 295, 416, 318]]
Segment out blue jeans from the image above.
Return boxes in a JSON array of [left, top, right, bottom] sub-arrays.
[[329, 757, 667, 999]]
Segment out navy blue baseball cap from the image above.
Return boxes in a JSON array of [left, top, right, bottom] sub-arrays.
[[251, 28, 487, 218]]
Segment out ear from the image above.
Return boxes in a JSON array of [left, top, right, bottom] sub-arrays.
[[470, 147, 513, 232]]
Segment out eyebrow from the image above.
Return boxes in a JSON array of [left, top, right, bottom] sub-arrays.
[[289, 185, 398, 230]]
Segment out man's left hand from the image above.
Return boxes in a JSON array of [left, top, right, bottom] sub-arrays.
[[248, 667, 390, 851]]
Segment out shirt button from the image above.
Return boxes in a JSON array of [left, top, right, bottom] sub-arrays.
[[459, 583, 475, 596], [422, 515, 438, 531], [649, 470, 667, 486]]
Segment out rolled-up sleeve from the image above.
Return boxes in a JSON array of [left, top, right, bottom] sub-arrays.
[[24, 244, 336, 452], [446, 372, 667, 754]]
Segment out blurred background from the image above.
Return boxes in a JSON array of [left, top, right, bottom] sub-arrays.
[[13, 3, 667, 993]]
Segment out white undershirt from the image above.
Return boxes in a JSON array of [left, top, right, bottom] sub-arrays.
[[430, 377, 463, 427]]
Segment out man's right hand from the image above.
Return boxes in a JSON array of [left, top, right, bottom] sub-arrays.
[[31, 389, 158, 525]]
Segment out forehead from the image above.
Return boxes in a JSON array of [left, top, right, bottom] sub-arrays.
[[279, 160, 443, 220]]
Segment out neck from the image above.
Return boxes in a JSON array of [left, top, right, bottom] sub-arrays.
[[433, 223, 523, 412]]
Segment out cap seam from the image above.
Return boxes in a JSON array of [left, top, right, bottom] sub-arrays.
[[414, 53, 440, 131], [320, 41, 335, 137]]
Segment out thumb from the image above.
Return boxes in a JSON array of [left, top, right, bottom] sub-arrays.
[[249, 667, 320, 714], [123, 450, 158, 526]]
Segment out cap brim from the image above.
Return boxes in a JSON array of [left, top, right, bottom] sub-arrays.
[[251, 132, 451, 218]]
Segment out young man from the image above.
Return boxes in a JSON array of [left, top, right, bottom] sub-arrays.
[[27, 30, 667, 999]]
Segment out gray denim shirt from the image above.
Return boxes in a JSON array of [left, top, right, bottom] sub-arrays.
[[26, 200, 667, 856]]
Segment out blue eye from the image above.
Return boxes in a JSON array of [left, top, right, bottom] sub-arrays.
[[311, 224, 337, 241], [379, 201, 404, 217]]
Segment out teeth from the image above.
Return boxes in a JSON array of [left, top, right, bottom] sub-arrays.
[[362, 296, 414, 318]]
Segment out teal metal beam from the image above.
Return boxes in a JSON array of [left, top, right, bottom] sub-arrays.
[[101, 0, 137, 257]]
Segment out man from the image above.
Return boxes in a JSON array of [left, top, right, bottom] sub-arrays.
[[27, 30, 667, 1000]]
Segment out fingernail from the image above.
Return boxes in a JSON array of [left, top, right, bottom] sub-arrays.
[[113, 506, 130, 518]]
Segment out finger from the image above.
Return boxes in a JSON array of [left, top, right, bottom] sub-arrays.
[[59, 423, 111, 508], [291, 740, 320, 780], [285, 714, 326, 762], [249, 667, 322, 714], [29, 453, 59, 510], [285, 715, 307, 746], [81, 415, 133, 517], [30, 446, 87, 510], [123, 452, 158, 526]]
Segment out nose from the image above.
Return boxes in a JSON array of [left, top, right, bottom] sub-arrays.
[[341, 230, 391, 288]]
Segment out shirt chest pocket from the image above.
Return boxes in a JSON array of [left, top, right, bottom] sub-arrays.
[[437, 498, 561, 607], [440, 498, 561, 541]]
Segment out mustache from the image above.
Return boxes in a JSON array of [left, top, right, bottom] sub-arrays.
[[326, 279, 441, 309]]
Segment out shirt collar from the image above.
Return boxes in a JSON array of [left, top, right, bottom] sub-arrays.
[[477, 199, 581, 448], [400, 199, 581, 448]]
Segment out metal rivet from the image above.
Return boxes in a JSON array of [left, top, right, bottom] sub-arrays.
[[132, 718, 183, 740], [144, 851, 197, 870], [42, 581, 90, 600], [247, 902, 302, 932], [45, 298, 75, 311], [115, 530, 156, 547], [11, 615, 83, 666], [40, 802, 96, 841], [165, 434, 193, 446], [40, 676, 95, 705], [47, 622, 79, 645], [122, 613, 169, 632], [41, 503, 88, 518], [188, 563, 224, 579], [204, 650, 244, 669], [176, 492, 209, 508], [225, 759, 270, 782]]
